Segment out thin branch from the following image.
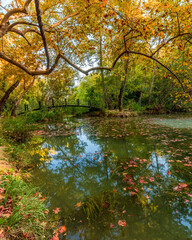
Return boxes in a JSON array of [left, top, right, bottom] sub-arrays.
[[23, 28, 41, 35], [86, 66, 111, 74], [49, 5, 91, 29], [151, 33, 191, 57], [9, 28, 31, 45], [0, 51, 59, 76], [176, 12, 181, 35], [8, 21, 38, 31], [59, 53, 88, 75], [128, 50, 185, 91], [1, 0, 32, 24], [34, 0, 50, 69]]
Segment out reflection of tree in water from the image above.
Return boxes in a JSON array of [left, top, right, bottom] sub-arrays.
[[31, 118, 192, 240]]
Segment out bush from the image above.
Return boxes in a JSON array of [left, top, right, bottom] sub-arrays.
[[25, 110, 47, 123], [126, 100, 145, 112], [0, 174, 47, 239], [1, 117, 33, 143]]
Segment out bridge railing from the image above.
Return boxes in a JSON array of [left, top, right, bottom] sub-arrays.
[[17, 99, 100, 115]]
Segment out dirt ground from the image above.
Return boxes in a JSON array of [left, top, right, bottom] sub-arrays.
[[0, 146, 13, 176]]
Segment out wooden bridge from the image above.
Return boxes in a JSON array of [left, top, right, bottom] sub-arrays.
[[18, 99, 101, 115]]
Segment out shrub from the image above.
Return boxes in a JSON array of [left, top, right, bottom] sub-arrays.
[[1, 117, 33, 142], [0, 174, 47, 239], [126, 100, 145, 112]]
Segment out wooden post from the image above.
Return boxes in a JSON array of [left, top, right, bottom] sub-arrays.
[[77, 99, 79, 106], [38, 101, 42, 109], [24, 104, 27, 111], [52, 99, 55, 107]]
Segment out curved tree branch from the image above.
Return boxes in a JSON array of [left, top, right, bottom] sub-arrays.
[[34, 0, 50, 69], [151, 33, 191, 57], [0, 51, 59, 76], [128, 50, 185, 90], [23, 28, 41, 35], [0, 45, 187, 94], [49, 5, 91, 29], [9, 28, 31, 45], [59, 53, 87, 75], [110, 49, 185, 90], [8, 21, 38, 31], [1, 0, 33, 24]]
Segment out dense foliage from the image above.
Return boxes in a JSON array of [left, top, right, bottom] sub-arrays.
[[0, 0, 191, 115]]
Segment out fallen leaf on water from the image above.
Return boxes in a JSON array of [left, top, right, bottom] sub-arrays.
[[76, 202, 82, 208], [58, 225, 66, 233], [186, 193, 192, 198], [110, 223, 114, 228], [118, 220, 126, 227], [53, 208, 60, 214]]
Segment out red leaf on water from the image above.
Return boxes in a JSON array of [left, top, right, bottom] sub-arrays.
[[179, 183, 187, 188], [130, 191, 137, 196], [53, 208, 60, 214], [58, 226, 66, 233], [110, 223, 114, 228], [118, 220, 126, 227], [139, 180, 148, 184], [186, 193, 192, 198]]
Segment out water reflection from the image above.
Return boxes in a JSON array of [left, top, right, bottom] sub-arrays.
[[31, 117, 192, 239]]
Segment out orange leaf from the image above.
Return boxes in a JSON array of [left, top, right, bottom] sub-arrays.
[[53, 208, 60, 214], [76, 202, 82, 208], [58, 226, 66, 233]]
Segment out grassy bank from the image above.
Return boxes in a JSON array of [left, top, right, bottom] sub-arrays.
[[0, 111, 65, 239]]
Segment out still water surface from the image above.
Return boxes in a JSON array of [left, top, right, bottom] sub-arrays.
[[31, 115, 192, 240]]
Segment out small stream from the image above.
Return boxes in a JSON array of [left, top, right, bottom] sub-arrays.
[[30, 115, 192, 240]]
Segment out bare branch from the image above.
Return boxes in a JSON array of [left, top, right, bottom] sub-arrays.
[[128, 50, 185, 91], [8, 21, 38, 31], [60, 53, 88, 75], [9, 28, 31, 45], [0, 51, 59, 76], [23, 28, 41, 35], [151, 33, 191, 57], [1, 0, 33, 24], [86, 66, 111, 74], [109, 49, 185, 91], [49, 5, 91, 29], [34, 0, 50, 69]]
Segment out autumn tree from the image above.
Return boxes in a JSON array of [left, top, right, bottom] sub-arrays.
[[0, 0, 191, 114]]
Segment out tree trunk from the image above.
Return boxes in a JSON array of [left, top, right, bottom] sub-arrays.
[[100, 36, 114, 110], [0, 79, 21, 116], [118, 57, 129, 111], [44, 80, 57, 106], [11, 78, 35, 117], [148, 52, 159, 105], [139, 68, 147, 106], [148, 66, 156, 105]]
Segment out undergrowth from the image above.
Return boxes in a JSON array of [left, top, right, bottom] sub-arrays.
[[0, 174, 48, 239]]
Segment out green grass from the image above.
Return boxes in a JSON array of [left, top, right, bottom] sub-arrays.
[[0, 174, 48, 239]]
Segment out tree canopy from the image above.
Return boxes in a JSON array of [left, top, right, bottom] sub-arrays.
[[0, 0, 191, 114]]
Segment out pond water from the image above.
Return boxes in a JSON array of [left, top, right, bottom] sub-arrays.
[[31, 115, 192, 240]]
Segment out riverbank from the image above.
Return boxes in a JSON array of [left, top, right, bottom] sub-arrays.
[[0, 146, 13, 177], [0, 122, 49, 239]]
